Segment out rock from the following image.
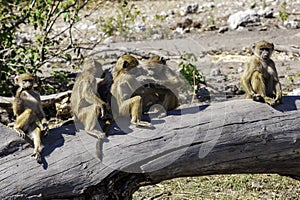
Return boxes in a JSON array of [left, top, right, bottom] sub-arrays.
[[152, 33, 162, 40], [283, 20, 299, 29], [257, 7, 274, 18], [225, 85, 241, 96], [16, 35, 30, 45], [204, 25, 218, 31], [210, 68, 221, 76], [203, 2, 215, 9], [237, 66, 244, 74], [174, 18, 202, 32], [227, 9, 260, 30], [288, 88, 300, 96], [135, 24, 146, 32], [196, 87, 210, 102], [180, 3, 199, 16], [186, 3, 199, 14], [103, 37, 114, 45], [218, 26, 229, 33], [173, 27, 184, 35], [177, 18, 193, 29], [251, 182, 263, 189]]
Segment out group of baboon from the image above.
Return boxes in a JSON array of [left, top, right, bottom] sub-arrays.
[[11, 40, 282, 163]]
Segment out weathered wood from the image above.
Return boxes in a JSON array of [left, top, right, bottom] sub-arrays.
[[0, 90, 72, 107], [0, 96, 300, 199]]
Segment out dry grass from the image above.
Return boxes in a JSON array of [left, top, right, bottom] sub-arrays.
[[134, 174, 300, 199]]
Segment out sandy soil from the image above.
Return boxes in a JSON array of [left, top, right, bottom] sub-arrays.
[[90, 28, 300, 101], [76, 0, 300, 100]]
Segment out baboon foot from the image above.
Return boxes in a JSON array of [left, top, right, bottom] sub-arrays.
[[252, 94, 263, 102], [132, 120, 154, 129], [14, 128, 26, 139], [31, 152, 42, 164]]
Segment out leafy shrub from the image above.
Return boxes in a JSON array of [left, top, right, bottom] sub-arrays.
[[98, 0, 141, 37], [279, 2, 289, 21], [0, 0, 88, 96], [179, 52, 206, 94]]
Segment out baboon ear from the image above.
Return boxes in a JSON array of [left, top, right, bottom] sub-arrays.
[[14, 76, 19, 85], [93, 59, 104, 75], [160, 56, 167, 65], [93, 59, 102, 69], [33, 75, 38, 87], [251, 43, 256, 52]]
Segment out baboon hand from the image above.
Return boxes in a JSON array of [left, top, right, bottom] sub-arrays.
[[18, 131, 26, 138], [264, 97, 276, 107], [252, 93, 262, 102], [42, 123, 49, 136], [14, 128, 26, 138], [252, 93, 261, 98], [98, 103, 105, 118]]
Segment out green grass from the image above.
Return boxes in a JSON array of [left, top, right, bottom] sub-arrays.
[[134, 174, 300, 199]]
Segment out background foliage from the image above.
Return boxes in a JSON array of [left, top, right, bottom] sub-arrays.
[[0, 0, 89, 96]]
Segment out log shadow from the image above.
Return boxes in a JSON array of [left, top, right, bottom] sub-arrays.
[[274, 96, 300, 112], [167, 104, 209, 116], [40, 104, 209, 166], [40, 124, 76, 169], [107, 105, 209, 135], [107, 116, 157, 136]]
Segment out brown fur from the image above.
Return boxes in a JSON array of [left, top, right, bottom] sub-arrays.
[[241, 40, 282, 106], [12, 73, 47, 163], [135, 55, 183, 114], [110, 54, 153, 127], [70, 58, 108, 139]]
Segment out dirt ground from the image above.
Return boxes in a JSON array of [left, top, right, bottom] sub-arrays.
[[91, 28, 300, 102], [77, 0, 300, 100], [26, 0, 298, 101]]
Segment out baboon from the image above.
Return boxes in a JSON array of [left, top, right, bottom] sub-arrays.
[[110, 54, 153, 127], [241, 40, 282, 106], [135, 55, 183, 114], [12, 73, 48, 163], [70, 58, 108, 140]]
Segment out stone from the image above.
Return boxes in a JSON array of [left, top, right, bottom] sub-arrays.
[[227, 9, 260, 30]]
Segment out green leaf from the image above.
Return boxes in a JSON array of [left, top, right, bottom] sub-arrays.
[[65, 53, 72, 61], [52, 66, 58, 71]]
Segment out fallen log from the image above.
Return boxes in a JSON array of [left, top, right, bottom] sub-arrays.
[[0, 90, 72, 107], [0, 96, 300, 199]]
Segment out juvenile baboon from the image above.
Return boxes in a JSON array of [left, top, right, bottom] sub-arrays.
[[70, 59, 108, 140], [241, 40, 282, 106], [12, 73, 48, 163], [135, 55, 183, 113], [110, 54, 153, 127]]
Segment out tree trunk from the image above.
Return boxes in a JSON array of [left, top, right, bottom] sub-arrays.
[[1, 96, 300, 199]]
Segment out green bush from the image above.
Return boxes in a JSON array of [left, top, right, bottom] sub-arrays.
[[179, 52, 206, 94], [98, 0, 141, 37], [279, 2, 289, 21], [0, 0, 88, 96]]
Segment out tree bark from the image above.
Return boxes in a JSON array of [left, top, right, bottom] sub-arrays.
[[0, 96, 300, 199]]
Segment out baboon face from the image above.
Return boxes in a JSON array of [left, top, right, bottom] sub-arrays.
[[15, 73, 35, 90], [116, 54, 139, 73], [148, 55, 166, 65], [253, 40, 274, 61]]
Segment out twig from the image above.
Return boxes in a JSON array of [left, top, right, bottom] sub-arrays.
[[191, 70, 196, 104]]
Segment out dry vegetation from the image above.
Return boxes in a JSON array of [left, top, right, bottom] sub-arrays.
[[134, 174, 300, 199]]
